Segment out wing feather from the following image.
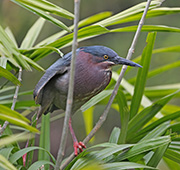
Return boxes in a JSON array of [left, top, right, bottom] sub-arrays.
[[33, 52, 71, 104]]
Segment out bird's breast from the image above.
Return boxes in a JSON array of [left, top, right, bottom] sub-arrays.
[[74, 64, 112, 100]]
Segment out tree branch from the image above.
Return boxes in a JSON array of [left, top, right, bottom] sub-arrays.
[[54, 0, 81, 169], [60, 0, 152, 169], [0, 67, 22, 135]]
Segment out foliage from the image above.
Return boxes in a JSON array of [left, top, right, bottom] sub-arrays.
[[0, 0, 180, 169]]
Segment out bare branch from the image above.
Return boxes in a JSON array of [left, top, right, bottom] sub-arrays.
[[0, 67, 22, 135], [54, 0, 81, 169], [60, 0, 152, 169]]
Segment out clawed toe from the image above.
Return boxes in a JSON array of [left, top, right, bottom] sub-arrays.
[[73, 141, 86, 156]]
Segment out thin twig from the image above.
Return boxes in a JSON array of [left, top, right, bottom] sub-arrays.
[[54, 0, 81, 169], [60, 0, 152, 169], [0, 67, 22, 135]]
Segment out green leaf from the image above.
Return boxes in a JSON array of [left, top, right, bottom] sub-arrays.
[[36, 11, 112, 47], [106, 7, 180, 26], [140, 121, 170, 142], [80, 90, 112, 112], [11, 0, 71, 32], [78, 11, 112, 28], [90, 144, 134, 161], [96, 1, 162, 26], [0, 147, 14, 159], [22, 55, 45, 71], [0, 133, 34, 148], [130, 32, 157, 119], [164, 149, 180, 164], [112, 75, 155, 117], [115, 90, 129, 144], [89, 142, 125, 150], [13, 0, 74, 19], [144, 143, 169, 170], [28, 160, 55, 170], [0, 56, 8, 68], [137, 111, 180, 137], [38, 113, 50, 170], [114, 136, 171, 162], [145, 84, 180, 99], [111, 25, 180, 33], [0, 90, 32, 101], [153, 45, 180, 53], [103, 162, 157, 170], [21, 17, 45, 49], [169, 141, 180, 152], [0, 66, 21, 85], [130, 61, 180, 84], [109, 127, 120, 144], [0, 104, 29, 123], [9, 146, 56, 164], [5, 27, 18, 48], [148, 60, 180, 78], [127, 45, 180, 75], [29, 25, 109, 61], [0, 25, 31, 70], [127, 90, 179, 141], [164, 157, 180, 170], [0, 155, 17, 170], [0, 114, 39, 133]]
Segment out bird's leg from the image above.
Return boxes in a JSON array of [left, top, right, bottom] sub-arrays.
[[68, 118, 86, 156]]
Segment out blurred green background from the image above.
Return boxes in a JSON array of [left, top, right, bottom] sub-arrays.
[[0, 0, 180, 163]]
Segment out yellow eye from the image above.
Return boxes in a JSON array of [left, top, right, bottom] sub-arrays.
[[104, 55, 108, 60]]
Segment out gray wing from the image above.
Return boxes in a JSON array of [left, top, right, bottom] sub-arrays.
[[33, 54, 71, 104]]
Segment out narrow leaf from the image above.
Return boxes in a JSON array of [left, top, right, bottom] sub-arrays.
[[140, 121, 170, 142], [115, 90, 129, 144], [115, 136, 171, 162], [36, 11, 112, 47], [137, 111, 180, 137], [0, 114, 39, 133], [38, 113, 50, 169], [28, 160, 55, 170], [29, 25, 109, 61], [109, 127, 120, 144], [21, 17, 45, 48], [14, 0, 74, 19], [144, 143, 169, 170], [96, 1, 162, 26], [104, 162, 157, 170], [11, 0, 71, 32], [127, 90, 179, 141], [130, 32, 157, 119], [0, 155, 17, 170], [0, 104, 29, 123], [9, 146, 56, 164], [80, 90, 112, 112], [0, 133, 34, 148], [164, 149, 180, 164], [111, 25, 180, 33], [22, 55, 45, 71], [0, 66, 21, 85]]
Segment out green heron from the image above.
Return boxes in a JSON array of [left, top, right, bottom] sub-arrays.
[[34, 45, 141, 155]]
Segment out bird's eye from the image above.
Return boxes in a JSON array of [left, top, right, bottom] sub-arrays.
[[104, 55, 109, 60]]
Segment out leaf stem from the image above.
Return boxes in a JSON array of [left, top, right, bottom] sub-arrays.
[[60, 0, 152, 169], [54, 0, 80, 169]]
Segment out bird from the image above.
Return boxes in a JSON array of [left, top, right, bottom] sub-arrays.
[[33, 45, 141, 155]]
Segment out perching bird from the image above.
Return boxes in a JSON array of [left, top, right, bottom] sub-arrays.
[[34, 45, 141, 155]]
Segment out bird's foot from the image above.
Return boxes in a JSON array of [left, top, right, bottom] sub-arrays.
[[73, 141, 86, 156]]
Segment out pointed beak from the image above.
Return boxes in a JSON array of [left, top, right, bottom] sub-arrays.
[[113, 56, 142, 68]]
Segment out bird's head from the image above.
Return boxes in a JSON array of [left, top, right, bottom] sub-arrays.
[[80, 45, 141, 68]]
